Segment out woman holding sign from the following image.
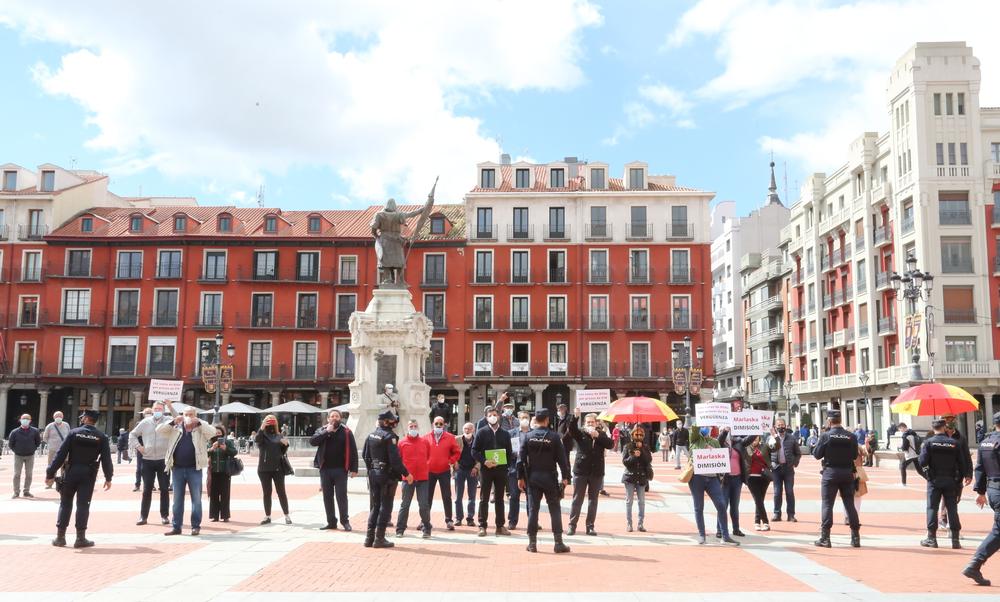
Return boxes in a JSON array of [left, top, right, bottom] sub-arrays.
[[686, 426, 740, 546], [741, 435, 774, 531], [622, 426, 653, 532]]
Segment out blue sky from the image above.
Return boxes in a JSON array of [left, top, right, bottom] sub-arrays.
[[1, 0, 998, 213]]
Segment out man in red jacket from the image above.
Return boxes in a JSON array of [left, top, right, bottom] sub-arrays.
[[424, 416, 461, 530], [396, 419, 432, 538]]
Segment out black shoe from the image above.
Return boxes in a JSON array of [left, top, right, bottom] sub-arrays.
[[715, 531, 722, 539], [373, 527, 394, 548], [342, 522, 353, 532], [963, 561, 992, 586], [507, 522, 515, 531], [787, 516, 798, 523], [73, 530, 94, 548], [364, 529, 375, 548], [814, 530, 831, 548], [422, 530, 431, 539], [732, 529, 746, 537], [920, 531, 938, 548], [722, 537, 740, 546], [771, 514, 782, 522], [209, 518, 219, 522], [320, 524, 337, 530], [496, 526, 511, 536], [165, 529, 181, 536], [260, 517, 271, 525], [599, 489, 610, 497], [586, 527, 597, 536], [567, 525, 576, 536], [133, 485, 140, 492], [850, 530, 860, 548], [52, 531, 67, 547], [553, 534, 571, 554], [191, 528, 200, 536], [951, 530, 962, 550], [465, 518, 475, 527], [136, 519, 147, 526], [527, 536, 538, 553], [447, 520, 455, 531], [222, 518, 229, 523], [23, 491, 34, 498], [478, 527, 487, 537]]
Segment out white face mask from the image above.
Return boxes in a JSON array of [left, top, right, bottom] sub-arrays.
[[464, 432, 473, 439], [584, 425, 595, 434], [54, 417, 63, 424], [20, 419, 30, 427], [183, 416, 194, 426], [487, 415, 499, 426], [153, 411, 163, 420], [407, 428, 420, 437], [557, 411, 566, 418], [433, 426, 444, 435], [520, 418, 530, 428]]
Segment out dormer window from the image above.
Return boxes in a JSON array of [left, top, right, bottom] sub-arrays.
[[81, 217, 93, 233], [629, 168, 644, 189], [308, 214, 322, 233], [264, 215, 278, 233], [550, 168, 565, 188], [430, 216, 445, 234], [590, 168, 606, 190], [515, 168, 530, 189], [481, 168, 496, 189], [129, 214, 143, 233], [173, 214, 187, 232], [2, 171, 16, 191], [40, 170, 55, 192], [218, 214, 232, 232]]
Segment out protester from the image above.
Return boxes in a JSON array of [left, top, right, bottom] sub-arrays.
[[555, 403, 574, 467], [116, 428, 129, 464], [310, 409, 359, 531], [454, 422, 479, 527], [770, 418, 801, 522], [429, 393, 453, 428], [207, 424, 238, 522], [673, 419, 689, 469], [566, 407, 614, 535], [507, 411, 532, 530], [658, 430, 670, 462], [686, 425, 739, 545], [622, 425, 653, 532], [846, 442, 869, 524], [42, 411, 71, 487], [255, 414, 292, 525], [130, 402, 173, 525], [741, 434, 773, 531], [158, 402, 217, 536], [425, 415, 460, 530], [472, 406, 513, 537], [8, 413, 42, 498], [396, 419, 432, 538], [717, 428, 745, 537]]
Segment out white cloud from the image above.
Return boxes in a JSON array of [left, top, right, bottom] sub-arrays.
[[638, 83, 693, 119], [3, 0, 602, 204], [604, 82, 694, 145]]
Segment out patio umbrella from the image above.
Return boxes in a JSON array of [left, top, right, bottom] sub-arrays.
[[598, 396, 679, 423], [890, 383, 980, 416], [267, 399, 325, 435], [215, 401, 264, 414], [169, 401, 213, 415]]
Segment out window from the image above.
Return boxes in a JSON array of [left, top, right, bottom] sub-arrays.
[[548, 250, 566, 283], [475, 250, 492, 283], [264, 215, 278, 232], [992, 142, 1000, 163], [511, 296, 529, 330], [630, 206, 648, 238], [200, 293, 222, 326], [511, 343, 529, 376], [550, 168, 565, 188], [671, 249, 691, 282], [590, 343, 609, 377], [40, 170, 55, 192], [66, 250, 91, 277], [15, 342, 35, 374], [590, 168, 606, 190], [296, 251, 319, 281], [948, 142, 956, 165], [945, 337, 976, 362], [474, 297, 492, 330], [630, 296, 649, 329], [251, 293, 273, 327], [60, 338, 83, 375], [130, 214, 143, 233], [672, 296, 691, 329], [157, 250, 182, 278], [589, 249, 608, 283], [297, 293, 318, 328], [429, 216, 445, 234], [476, 207, 493, 238], [218, 214, 232, 232], [337, 294, 356, 330], [81, 217, 93, 232], [109, 340, 137, 375], [933, 93, 941, 116], [339, 256, 357, 284], [474, 343, 492, 375], [117, 251, 143, 279], [423, 254, 445, 285], [941, 237, 973, 273], [294, 342, 318, 379], [589, 206, 607, 238], [19, 296, 38, 327], [253, 251, 278, 280], [939, 193, 970, 225], [629, 167, 644, 189], [149, 343, 175, 376], [512, 207, 529, 238], [249, 342, 271, 379], [936, 143, 944, 165], [3, 170, 17, 190], [548, 207, 566, 239], [631, 342, 650, 377], [62, 289, 90, 324], [22, 251, 41, 281], [425, 340, 444, 378], [671, 205, 689, 237], [629, 249, 648, 282], [335, 341, 355, 377], [590, 296, 609, 329], [203, 251, 226, 280], [960, 142, 968, 165], [942, 286, 975, 323], [511, 250, 529, 283], [946, 93, 953, 115], [173, 215, 187, 232], [154, 290, 179, 326], [957, 92, 965, 115], [424, 293, 445, 329], [480, 168, 496, 189], [549, 343, 567, 376], [515, 168, 530, 189], [308, 215, 322, 233], [548, 297, 566, 329], [115, 290, 139, 327]]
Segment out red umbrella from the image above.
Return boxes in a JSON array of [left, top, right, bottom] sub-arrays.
[[598, 396, 679, 423], [890, 383, 979, 416]]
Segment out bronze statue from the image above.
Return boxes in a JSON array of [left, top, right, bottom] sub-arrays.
[[371, 178, 437, 287]]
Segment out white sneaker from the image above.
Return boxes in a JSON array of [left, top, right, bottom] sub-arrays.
[[754, 523, 762, 531], [761, 523, 771, 532]]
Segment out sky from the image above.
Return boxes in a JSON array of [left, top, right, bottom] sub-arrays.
[[1, 0, 999, 214]]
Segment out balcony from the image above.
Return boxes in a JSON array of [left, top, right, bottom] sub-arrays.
[[873, 227, 892, 247], [822, 294, 833, 309], [669, 267, 695, 284], [808, 338, 817, 351], [877, 315, 896, 335], [748, 325, 783, 346], [807, 301, 816, 313], [666, 222, 694, 240], [18, 224, 48, 240], [820, 255, 831, 272], [747, 296, 782, 316], [626, 314, 657, 331], [194, 312, 223, 329], [838, 244, 851, 265], [855, 235, 865, 252], [792, 343, 805, 356], [939, 360, 1000, 378], [833, 289, 844, 306], [149, 310, 179, 328], [116, 264, 145, 280], [627, 266, 654, 285], [40, 310, 105, 328], [792, 271, 804, 286], [666, 314, 698, 331], [858, 323, 869, 338], [939, 209, 971, 226], [420, 275, 448, 288], [824, 333, 834, 349], [992, 162, 1000, 178], [506, 225, 535, 242], [0, 225, 8, 240], [234, 266, 333, 284], [470, 268, 494, 285], [584, 223, 612, 240], [545, 267, 571, 285], [586, 315, 616, 332], [875, 271, 892, 291], [112, 312, 140, 328], [943, 308, 976, 324], [748, 357, 783, 376], [543, 223, 570, 241], [626, 222, 653, 240], [470, 225, 498, 241], [587, 266, 611, 285], [857, 277, 867, 294], [901, 215, 914, 234], [234, 312, 333, 330], [935, 166, 971, 177], [791, 306, 805, 321]]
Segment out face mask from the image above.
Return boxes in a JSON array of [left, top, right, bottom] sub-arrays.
[[54, 417, 63, 424], [778, 427, 787, 434], [183, 416, 194, 426], [503, 409, 513, 416], [584, 425, 595, 434], [20, 419, 30, 427], [464, 432, 473, 439], [520, 418, 530, 428], [700, 427, 711, 437], [407, 428, 420, 437], [153, 411, 164, 420], [433, 426, 444, 436], [557, 411, 566, 418], [487, 416, 498, 426]]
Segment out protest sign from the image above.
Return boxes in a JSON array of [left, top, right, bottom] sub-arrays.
[[486, 449, 507, 466], [575, 389, 611, 413], [695, 402, 732, 428], [148, 379, 184, 402], [692, 448, 731, 475], [755, 410, 775, 434], [730, 410, 763, 437]]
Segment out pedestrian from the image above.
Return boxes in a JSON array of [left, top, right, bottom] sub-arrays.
[[799, 424, 810, 446], [207, 424, 238, 523], [498, 399, 518, 431], [962, 410, 1000, 586], [770, 418, 801, 523], [845, 442, 869, 524], [555, 402, 574, 467], [362, 410, 409, 548], [42, 411, 71, 488], [454, 422, 479, 527], [310, 409, 359, 531], [158, 402, 218, 536], [396, 419, 432, 538], [429, 393, 453, 429], [423, 415, 460, 531], [686, 424, 739, 545], [255, 414, 293, 525], [863, 432, 876, 467], [622, 425, 652, 532], [129, 402, 174, 525], [741, 434, 773, 531], [812, 410, 861, 548], [472, 406, 513, 537], [566, 407, 614, 536], [896, 422, 922, 485], [919, 418, 972, 550], [717, 428, 745, 537], [45, 409, 113, 548], [516, 408, 571, 553], [673, 419, 690, 469], [507, 411, 532, 530], [658, 430, 670, 462], [8, 413, 42, 498], [116, 428, 129, 464]]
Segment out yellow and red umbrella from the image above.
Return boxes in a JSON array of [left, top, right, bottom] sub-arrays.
[[598, 396, 679, 423], [890, 383, 979, 416]]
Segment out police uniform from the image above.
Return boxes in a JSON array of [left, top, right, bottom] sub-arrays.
[[918, 419, 965, 548], [362, 410, 409, 548], [46, 410, 113, 548], [811, 414, 860, 548], [963, 412, 1000, 586], [516, 409, 571, 553]]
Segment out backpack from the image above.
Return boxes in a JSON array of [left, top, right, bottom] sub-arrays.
[[904, 432, 922, 454]]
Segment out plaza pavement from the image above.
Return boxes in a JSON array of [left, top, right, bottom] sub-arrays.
[[0, 446, 998, 601]]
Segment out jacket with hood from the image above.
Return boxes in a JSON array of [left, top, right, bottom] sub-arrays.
[[129, 410, 177, 461]]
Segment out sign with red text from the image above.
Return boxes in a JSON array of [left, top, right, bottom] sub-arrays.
[[693, 447, 731, 475], [730, 410, 763, 437], [148, 379, 184, 402], [575, 389, 611, 413], [695, 402, 731, 428]]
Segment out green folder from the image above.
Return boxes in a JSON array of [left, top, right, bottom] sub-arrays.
[[486, 449, 507, 465]]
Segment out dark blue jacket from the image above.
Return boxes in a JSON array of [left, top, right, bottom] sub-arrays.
[[8, 426, 41, 456], [472, 424, 513, 469]]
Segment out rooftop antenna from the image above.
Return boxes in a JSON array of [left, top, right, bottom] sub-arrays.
[[256, 184, 265, 207], [69, 156, 77, 169]]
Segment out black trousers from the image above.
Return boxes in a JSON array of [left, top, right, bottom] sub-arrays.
[[746, 476, 770, 524], [927, 479, 961, 532], [134, 454, 143, 487], [820, 467, 859, 531], [56, 465, 97, 530], [527, 478, 563, 537], [478, 467, 507, 527], [208, 471, 231, 520], [900, 457, 921, 484], [367, 473, 398, 530], [140, 458, 170, 520], [972, 485, 1000, 564], [258, 470, 289, 516], [427, 471, 453, 522], [569, 474, 602, 529], [320, 467, 350, 526]]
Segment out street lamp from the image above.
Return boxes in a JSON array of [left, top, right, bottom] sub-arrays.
[[858, 371, 871, 430], [671, 335, 704, 416], [890, 254, 933, 382], [201, 333, 236, 425], [763, 373, 774, 411]]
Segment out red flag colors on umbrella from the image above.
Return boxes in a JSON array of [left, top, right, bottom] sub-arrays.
[[598, 396, 679, 423], [890, 383, 979, 416]]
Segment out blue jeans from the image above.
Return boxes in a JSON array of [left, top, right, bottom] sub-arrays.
[[688, 474, 729, 538], [772, 464, 796, 517], [171, 467, 204, 531], [718, 474, 742, 533], [454, 467, 478, 521], [397, 480, 431, 534]]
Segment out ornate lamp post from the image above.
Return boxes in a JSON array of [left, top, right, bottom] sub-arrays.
[[201, 332, 236, 425], [671, 335, 704, 416], [890, 254, 934, 382]]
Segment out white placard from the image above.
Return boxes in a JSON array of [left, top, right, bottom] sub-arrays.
[[548, 362, 567, 372], [510, 435, 522, 455], [692, 447, 731, 475], [695, 402, 732, 428], [575, 389, 611, 413], [148, 336, 177, 347], [511, 362, 529, 373], [148, 379, 184, 402], [755, 410, 775, 434], [730, 410, 762, 437], [473, 362, 492, 372]]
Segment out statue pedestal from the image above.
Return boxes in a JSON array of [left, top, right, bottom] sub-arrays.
[[344, 288, 433, 439]]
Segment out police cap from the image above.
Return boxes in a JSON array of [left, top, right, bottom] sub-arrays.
[[535, 408, 551, 421], [377, 410, 396, 422], [994, 411, 1000, 425], [827, 410, 841, 420], [931, 418, 947, 428], [82, 409, 101, 421]]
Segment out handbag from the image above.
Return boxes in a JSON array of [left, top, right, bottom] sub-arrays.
[[678, 462, 694, 483], [280, 454, 294, 476], [226, 456, 244, 476]]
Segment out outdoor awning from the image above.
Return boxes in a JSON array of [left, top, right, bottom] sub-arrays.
[[267, 400, 326, 414], [215, 401, 264, 414]]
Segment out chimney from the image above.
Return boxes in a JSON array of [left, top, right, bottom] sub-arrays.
[[564, 156, 578, 178], [500, 153, 511, 165]]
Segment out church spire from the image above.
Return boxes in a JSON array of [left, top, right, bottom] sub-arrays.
[[766, 159, 783, 207]]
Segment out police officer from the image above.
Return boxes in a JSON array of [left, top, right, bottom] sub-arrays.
[[964, 411, 1000, 586], [362, 410, 410, 548], [45, 409, 113, 548], [811, 410, 860, 548], [919, 418, 971, 550], [516, 408, 571, 554]]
